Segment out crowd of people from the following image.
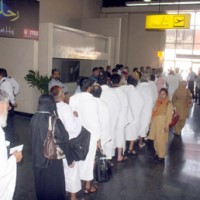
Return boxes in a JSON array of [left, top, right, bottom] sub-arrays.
[[0, 64, 197, 200], [30, 65, 194, 200]]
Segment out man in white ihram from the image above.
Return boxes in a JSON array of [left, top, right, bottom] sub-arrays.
[[99, 75, 121, 159], [70, 77, 101, 194], [0, 89, 23, 200], [137, 73, 154, 148], [110, 74, 131, 162]]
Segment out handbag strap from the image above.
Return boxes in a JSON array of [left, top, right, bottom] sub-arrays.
[[48, 116, 58, 137], [52, 116, 57, 137]]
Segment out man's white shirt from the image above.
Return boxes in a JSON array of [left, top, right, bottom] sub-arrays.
[[0, 78, 15, 105]]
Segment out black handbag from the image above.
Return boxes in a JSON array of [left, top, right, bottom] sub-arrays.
[[69, 127, 91, 161], [94, 150, 112, 183]]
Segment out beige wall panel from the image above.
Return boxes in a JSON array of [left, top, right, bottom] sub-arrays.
[[0, 38, 39, 114], [39, 0, 83, 28], [103, 13, 129, 65], [82, 17, 121, 67], [82, 0, 102, 19], [127, 14, 165, 68], [40, 0, 102, 29]]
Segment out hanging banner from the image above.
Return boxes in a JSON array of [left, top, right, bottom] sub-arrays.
[[146, 14, 191, 30], [0, 0, 39, 39]]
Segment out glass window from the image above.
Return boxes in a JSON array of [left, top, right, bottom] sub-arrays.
[[176, 47, 193, 55], [164, 11, 200, 73], [190, 12, 196, 26], [52, 59, 80, 83], [164, 49, 176, 60], [165, 43, 175, 49], [166, 30, 176, 43], [163, 60, 175, 71], [176, 30, 184, 42], [175, 61, 192, 69], [195, 12, 200, 25], [194, 29, 200, 44], [193, 45, 200, 55], [183, 30, 194, 44]]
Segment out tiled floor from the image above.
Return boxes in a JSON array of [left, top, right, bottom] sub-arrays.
[[12, 104, 200, 200]]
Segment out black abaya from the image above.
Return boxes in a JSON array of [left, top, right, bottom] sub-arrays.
[[34, 160, 65, 200]]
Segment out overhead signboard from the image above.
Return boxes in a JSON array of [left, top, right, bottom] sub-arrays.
[[0, 0, 39, 39], [145, 14, 191, 30]]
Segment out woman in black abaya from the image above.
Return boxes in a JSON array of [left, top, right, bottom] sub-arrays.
[[30, 94, 74, 200]]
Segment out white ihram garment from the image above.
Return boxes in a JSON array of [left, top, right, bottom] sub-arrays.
[[56, 102, 82, 193], [100, 85, 121, 157], [148, 80, 158, 105], [94, 98, 111, 152], [122, 85, 144, 141], [137, 82, 154, 137], [69, 92, 101, 181], [0, 127, 17, 200], [113, 87, 130, 150], [165, 75, 179, 100]]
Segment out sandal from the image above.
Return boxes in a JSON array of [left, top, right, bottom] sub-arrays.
[[84, 185, 98, 194], [127, 149, 137, 156], [139, 143, 145, 148], [117, 156, 128, 162]]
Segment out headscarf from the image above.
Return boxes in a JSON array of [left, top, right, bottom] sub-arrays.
[[37, 94, 57, 115], [152, 96, 169, 118]]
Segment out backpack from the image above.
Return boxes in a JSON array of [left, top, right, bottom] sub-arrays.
[[43, 115, 65, 160]]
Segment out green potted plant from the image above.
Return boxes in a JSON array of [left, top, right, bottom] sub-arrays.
[[24, 70, 50, 94]]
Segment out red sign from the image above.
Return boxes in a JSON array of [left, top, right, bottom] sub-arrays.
[[23, 29, 38, 39]]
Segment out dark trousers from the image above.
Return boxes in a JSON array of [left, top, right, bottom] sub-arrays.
[[195, 87, 200, 104], [188, 81, 195, 99], [4, 105, 15, 143]]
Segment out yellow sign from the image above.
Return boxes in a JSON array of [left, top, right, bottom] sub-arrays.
[[157, 51, 164, 58], [146, 14, 191, 30]]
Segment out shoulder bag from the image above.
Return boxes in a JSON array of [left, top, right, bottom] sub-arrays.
[[69, 127, 91, 161], [43, 115, 65, 160]]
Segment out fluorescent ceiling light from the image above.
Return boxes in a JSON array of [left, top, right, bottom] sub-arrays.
[[144, 0, 152, 2], [126, 1, 200, 7]]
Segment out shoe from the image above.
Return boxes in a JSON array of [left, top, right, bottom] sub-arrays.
[[150, 153, 158, 160], [139, 143, 146, 148], [173, 133, 181, 136], [155, 157, 165, 164]]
